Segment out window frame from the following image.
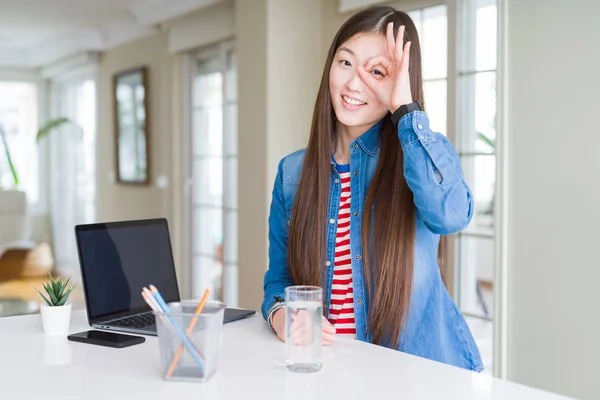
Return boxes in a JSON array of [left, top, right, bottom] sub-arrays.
[[395, 0, 506, 378], [181, 39, 239, 306]]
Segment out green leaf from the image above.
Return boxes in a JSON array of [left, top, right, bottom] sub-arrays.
[[57, 279, 67, 299], [51, 276, 59, 294], [59, 277, 72, 300], [0, 126, 19, 187], [57, 287, 74, 306], [42, 282, 52, 296], [45, 283, 59, 305], [477, 132, 495, 149], [57, 283, 65, 300], [36, 118, 75, 143], [47, 273, 58, 297], [36, 289, 53, 306], [57, 277, 71, 301]]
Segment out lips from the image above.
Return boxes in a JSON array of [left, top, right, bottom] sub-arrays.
[[341, 94, 367, 110]]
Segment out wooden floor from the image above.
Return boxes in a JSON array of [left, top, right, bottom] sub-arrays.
[[0, 242, 86, 316]]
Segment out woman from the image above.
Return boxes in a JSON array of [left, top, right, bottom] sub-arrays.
[[261, 5, 483, 372]]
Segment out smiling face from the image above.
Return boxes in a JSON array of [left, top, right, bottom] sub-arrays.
[[329, 32, 390, 136]]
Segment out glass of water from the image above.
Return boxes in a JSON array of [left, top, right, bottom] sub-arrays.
[[285, 285, 323, 373]]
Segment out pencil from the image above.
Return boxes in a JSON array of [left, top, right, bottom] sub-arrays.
[[148, 285, 206, 376], [141, 291, 160, 312], [143, 287, 161, 312], [165, 285, 212, 378]]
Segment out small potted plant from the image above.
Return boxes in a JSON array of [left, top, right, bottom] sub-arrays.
[[36, 273, 75, 335]]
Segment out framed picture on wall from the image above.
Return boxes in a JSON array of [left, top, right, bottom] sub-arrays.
[[113, 66, 150, 185]]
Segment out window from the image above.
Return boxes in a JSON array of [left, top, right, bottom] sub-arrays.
[[409, 0, 498, 375], [409, 5, 448, 135], [190, 42, 238, 305], [49, 78, 97, 276], [456, 0, 498, 375], [0, 82, 38, 201], [456, 0, 497, 322]]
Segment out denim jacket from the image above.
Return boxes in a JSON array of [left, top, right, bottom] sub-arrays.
[[262, 111, 484, 372]]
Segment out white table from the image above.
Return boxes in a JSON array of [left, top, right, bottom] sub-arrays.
[[0, 310, 573, 400]]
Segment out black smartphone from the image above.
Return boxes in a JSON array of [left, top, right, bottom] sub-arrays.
[[67, 330, 145, 348]]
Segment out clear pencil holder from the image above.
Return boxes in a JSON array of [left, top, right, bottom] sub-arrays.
[[154, 301, 225, 382]]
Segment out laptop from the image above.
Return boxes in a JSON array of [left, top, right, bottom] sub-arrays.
[[74, 218, 255, 336]]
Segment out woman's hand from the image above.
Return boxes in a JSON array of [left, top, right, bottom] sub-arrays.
[[271, 308, 336, 345], [357, 22, 413, 113]]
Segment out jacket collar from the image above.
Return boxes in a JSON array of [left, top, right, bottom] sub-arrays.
[[354, 117, 385, 157], [330, 117, 386, 165]]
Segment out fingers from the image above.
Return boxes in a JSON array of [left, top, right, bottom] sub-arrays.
[[364, 55, 392, 73], [290, 310, 314, 345], [357, 65, 377, 93], [394, 25, 406, 63], [322, 316, 335, 345], [321, 316, 336, 334], [289, 318, 305, 335], [290, 322, 313, 346], [322, 331, 335, 346], [289, 310, 308, 334], [288, 314, 338, 346], [358, 54, 391, 92], [401, 41, 411, 71], [387, 22, 408, 65], [386, 22, 395, 58]]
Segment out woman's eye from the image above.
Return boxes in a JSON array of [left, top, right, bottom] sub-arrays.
[[341, 60, 352, 67], [371, 69, 385, 79]]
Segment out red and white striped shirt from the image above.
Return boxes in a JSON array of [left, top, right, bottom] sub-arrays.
[[327, 166, 357, 338]]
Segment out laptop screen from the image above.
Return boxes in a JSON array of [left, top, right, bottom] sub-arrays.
[[75, 219, 180, 321]]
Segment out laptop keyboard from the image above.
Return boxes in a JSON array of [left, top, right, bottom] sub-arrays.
[[108, 313, 155, 329]]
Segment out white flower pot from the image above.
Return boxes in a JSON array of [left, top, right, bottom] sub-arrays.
[[40, 302, 72, 335]]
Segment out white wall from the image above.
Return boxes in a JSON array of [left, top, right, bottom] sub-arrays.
[[266, 0, 324, 202], [167, 0, 234, 54], [507, 1, 600, 399], [236, 0, 324, 311], [236, 0, 269, 311], [96, 33, 173, 222]]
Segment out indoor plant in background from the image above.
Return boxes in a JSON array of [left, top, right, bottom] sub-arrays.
[[0, 117, 74, 190], [0, 123, 19, 188], [0, 118, 79, 281], [36, 273, 75, 335]]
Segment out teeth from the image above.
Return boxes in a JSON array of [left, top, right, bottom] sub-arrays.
[[343, 95, 365, 106]]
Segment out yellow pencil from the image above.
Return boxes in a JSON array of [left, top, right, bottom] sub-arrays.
[[165, 286, 212, 378]]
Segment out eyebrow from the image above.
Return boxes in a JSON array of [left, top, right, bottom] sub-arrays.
[[337, 47, 354, 56]]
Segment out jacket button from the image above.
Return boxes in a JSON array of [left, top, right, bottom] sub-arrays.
[[287, 220, 290, 226], [357, 299, 363, 305], [355, 254, 361, 260], [334, 178, 339, 183], [417, 124, 423, 129], [353, 171, 358, 176], [353, 144, 358, 149], [325, 261, 331, 267], [329, 219, 335, 224], [353, 212, 359, 217]]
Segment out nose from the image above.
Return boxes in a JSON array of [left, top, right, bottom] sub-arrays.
[[346, 72, 364, 93]]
